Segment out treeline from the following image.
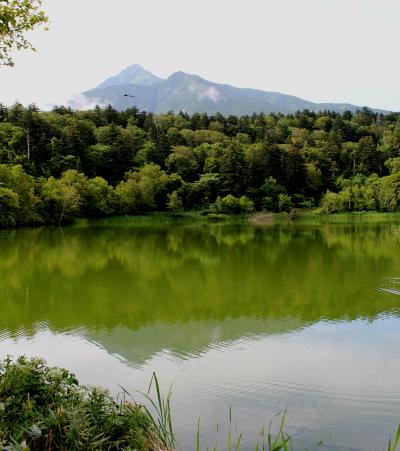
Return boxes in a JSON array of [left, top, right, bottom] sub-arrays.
[[1, 103, 400, 226]]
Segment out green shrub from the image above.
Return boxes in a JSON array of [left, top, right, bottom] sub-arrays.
[[0, 357, 166, 450], [0, 187, 19, 227], [210, 194, 254, 215]]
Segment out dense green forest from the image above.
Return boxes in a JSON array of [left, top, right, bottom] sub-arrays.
[[1, 103, 400, 227]]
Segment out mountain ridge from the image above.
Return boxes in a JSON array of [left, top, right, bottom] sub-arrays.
[[96, 64, 163, 89], [80, 65, 389, 115]]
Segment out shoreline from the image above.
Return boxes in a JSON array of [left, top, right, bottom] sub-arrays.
[[2, 210, 400, 231]]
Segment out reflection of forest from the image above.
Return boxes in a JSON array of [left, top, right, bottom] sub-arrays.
[[1, 223, 400, 339]]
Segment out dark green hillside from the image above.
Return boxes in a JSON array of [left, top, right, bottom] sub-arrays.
[[1, 104, 400, 227]]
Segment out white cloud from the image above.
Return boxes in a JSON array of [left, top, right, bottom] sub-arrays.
[[205, 87, 220, 103], [65, 94, 105, 111]]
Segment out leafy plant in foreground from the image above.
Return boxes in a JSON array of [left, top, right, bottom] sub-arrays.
[[0, 356, 169, 450]]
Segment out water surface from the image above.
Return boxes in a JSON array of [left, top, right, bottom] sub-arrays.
[[1, 219, 400, 449]]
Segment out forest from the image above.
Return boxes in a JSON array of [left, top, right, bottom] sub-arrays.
[[1, 103, 400, 227]]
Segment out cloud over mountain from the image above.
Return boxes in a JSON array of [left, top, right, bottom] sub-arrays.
[[80, 65, 388, 115]]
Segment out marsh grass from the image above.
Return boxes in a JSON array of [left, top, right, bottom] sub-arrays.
[[0, 357, 172, 450], [196, 408, 400, 451], [290, 211, 400, 225], [120, 371, 176, 450], [196, 408, 292, 451], [387, 426, 400, 451]]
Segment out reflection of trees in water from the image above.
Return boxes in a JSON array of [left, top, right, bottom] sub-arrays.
[[0, 224, 400, 335]]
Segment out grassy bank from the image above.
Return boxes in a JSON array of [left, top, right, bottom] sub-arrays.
[[250, 210, 400, 226], [71, 210, 400, 229], [76, 211, 249, 228], [4, 209, 400, 231], [0, 357, 174, 451]]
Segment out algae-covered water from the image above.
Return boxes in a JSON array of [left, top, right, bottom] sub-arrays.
[[1, 218, 400, 449]]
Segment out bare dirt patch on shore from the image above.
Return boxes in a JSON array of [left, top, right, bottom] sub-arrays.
[[248, 212, 275, 225]]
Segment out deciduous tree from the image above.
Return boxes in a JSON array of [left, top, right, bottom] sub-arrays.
[[0, 0, 48, 66]]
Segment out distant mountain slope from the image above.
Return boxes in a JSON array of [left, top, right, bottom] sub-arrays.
[[81, 65, 388, 115], [96, 64, 163, 88]]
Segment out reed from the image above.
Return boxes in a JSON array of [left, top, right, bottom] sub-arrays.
[[0, 357, 172, 450], [196, 408, 292, 451], [387, 425, 400, 451], [120, 371, 176, 450]]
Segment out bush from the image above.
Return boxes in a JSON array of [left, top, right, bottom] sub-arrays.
[[278, 194, 292, 212], [210, 194, 254, 215], [320, 190, 345, 214], [167, 190, 183, 213], [0, 357, 167, 450], [0, 187, 19, 227]]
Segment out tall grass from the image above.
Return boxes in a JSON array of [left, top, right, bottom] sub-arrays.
[[195, 408, 292, 451], [0, 357, 173, 450], [195, 407, 400, 451], [387, 426, 400, 451], [120, 371, 176, 450]]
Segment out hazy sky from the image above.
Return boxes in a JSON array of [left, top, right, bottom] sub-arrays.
[[1, 0, 399, 110]]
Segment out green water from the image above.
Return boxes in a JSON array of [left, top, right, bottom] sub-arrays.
[[1, 219, 400, 450]]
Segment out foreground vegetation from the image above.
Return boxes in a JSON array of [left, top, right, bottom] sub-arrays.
[[0, 357, 175, 450], [2, 105, 400, 226], [1, 357, 399, 451]]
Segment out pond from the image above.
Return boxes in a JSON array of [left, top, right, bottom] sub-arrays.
[[1, 218, 400, 450]]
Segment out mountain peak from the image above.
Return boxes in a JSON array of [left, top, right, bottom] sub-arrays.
[[168, 71, 205, 82], [168, 70, 189, 77], [97, 64, 163, 89], [82, 65, 389, 115]]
